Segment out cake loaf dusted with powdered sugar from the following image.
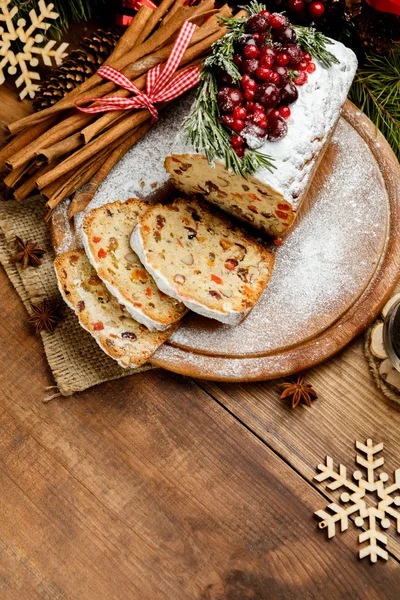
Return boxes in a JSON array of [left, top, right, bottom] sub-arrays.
[[165, 37, 357, 238]]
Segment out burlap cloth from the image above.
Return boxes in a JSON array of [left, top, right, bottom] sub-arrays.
[[0, 196, 152, 398], [365, 284, 400, 404]]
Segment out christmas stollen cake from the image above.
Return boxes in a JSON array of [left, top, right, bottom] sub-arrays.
[[165, 12, 357, 238], [130, 197, 275, 325], [54, 250, 177, 368], [82, 198, 187, 331]]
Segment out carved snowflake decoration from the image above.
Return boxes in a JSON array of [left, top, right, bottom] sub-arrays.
[[314, 439, 400, 562], [0, 0, 68, 99]]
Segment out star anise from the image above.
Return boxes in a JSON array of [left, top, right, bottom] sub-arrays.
[[278, 375, 318, 409], [28, 299, 62, 335], [11, 235, 46, 269]]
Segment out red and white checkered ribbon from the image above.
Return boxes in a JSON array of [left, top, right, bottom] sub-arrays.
[[75, 21, 200, 120]]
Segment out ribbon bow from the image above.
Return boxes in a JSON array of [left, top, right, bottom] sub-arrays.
[[75, 21, 200, 120]]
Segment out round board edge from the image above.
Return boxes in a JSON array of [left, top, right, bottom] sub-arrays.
[[150, 101, 400, 381]]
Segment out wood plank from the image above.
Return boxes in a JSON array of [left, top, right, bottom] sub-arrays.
[[1, 267, 400, 597], [199, 339, 400, 559]]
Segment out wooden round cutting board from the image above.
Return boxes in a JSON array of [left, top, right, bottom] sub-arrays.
[[150, 102, 400, 381]]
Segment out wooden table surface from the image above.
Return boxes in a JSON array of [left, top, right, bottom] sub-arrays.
[[1, 84, 400, 599]]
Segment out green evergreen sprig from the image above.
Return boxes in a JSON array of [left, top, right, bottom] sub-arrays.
[[349, 48, 400, 161], [293, 25, 339, 68]]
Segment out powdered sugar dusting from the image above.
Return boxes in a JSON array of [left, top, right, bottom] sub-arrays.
[[166, 118, 388, 357]]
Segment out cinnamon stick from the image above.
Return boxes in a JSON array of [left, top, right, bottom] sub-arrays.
[[137, 0, 177, 44], [69, 121, 152, 218], [0, 117, 57, 169], [6, 112, 93, 170], [35, 110, 151, 190], [13, 163, 54, 201], [37, 132, 83, 164]]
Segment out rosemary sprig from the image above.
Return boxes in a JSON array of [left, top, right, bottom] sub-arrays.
[[293, 25, 339, 69], [349, 48, 400, 161], [184, 2, 276, 177]]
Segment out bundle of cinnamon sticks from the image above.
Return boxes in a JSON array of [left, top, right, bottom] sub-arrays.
[[0, 0, 244, 220]]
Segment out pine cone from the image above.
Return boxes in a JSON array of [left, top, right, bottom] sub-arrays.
[[34, 28, 121, 112], [356, 10, 400, 54]]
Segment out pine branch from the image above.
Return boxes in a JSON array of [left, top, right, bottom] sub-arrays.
[[293, 24, 339, 68], [349, 48, 400, 161]]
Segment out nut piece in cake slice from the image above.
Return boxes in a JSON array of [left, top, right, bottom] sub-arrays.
[[130, 197, 275, 326], [54, 249, 178, 369], [82, 198, 187, 331]]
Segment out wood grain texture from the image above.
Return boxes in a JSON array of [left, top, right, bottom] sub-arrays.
[[1, 265, 400, 598]]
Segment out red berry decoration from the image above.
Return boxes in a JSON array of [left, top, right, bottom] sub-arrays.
[[243, 44, 260, 59], [308, 1, 325, 17], [268, 72, 281, 85], [242, 59, 259, 76], [281, 44, 304, 67], [232, 118, 245, 132], [307, 62, 316, 73], [261, 55, 274, 68], [246, 13, 270, 33], [274, 26, 297, 44], [231, 135, 244, 148], [276, 53, 289, 66], [217, 87, 244, 113], [279, 106, 291, 119], [255, 83, 280, 108], [233, 106, 247, 119], [303, 52, 312, 63], [273, 65, 290, 83], [233, 54, 244, 68], [259, 10, 270, 17], [293, 71, 308, 86], [235, 147, 245, 158], [244, 89, 255, 101], [256, 66, 272, 81], [279, 81, 299, 105], [269, 13, 284, 28], [241, 75, 257, 91], [288, 0, 305, 11], [221, 114, 235, 128], [268, 115, 288, 142], [268, 109, 280, 119]]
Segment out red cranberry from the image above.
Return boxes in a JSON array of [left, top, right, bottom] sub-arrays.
[[269, 13, 286, 28], [268, 115, 288, 142], [293, 71, 308, 86], [281, 44, 304, 67], [256, 66, 272, 81], [308, 1, 325, 17], [288, 0, 305, 11], [233, 54, 244, 68], [279, 105, 291, 119], [251, 112, 268, 129], [217, 87, 244, 113], [246, 13, 270, 34], [273, 65, 290, 83], [279, 81, 298, 105], [303, 51, 312, 63], [268, 72, 281, 85], [231, 135, 244, 148], [274, 26, 297, 45], [297, 61, 308, 71], [276, 53, 289, 66], [234, 147, 245, 158], [244, 89, 255, 101], [241, 74, 257, 91], [232, 118, 245, 132], [262, 46, 277, 60], [268, 109, 280, 119], [221, 114, 235, 128], [242, 59, 259, 76], [235, 34, 258, 53], [260, 54, 274, 68], [260, 10, 270, 17], [255, 83, 280, 108], [233, 106, 247, 119], [242, 123, 268, 149], [243, 44, 260, 59], [307, 62, 316, 73], [218, 70, 233, 85], [245, 101, 256, 112]]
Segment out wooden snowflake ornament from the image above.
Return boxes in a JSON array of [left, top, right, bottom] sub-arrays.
[[0, 0, 68, 99], [314, 439, 400, 562]]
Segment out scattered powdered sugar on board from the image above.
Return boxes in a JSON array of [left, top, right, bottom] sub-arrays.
[[168, 118, 388, 357]]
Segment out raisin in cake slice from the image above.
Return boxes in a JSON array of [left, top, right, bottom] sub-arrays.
[[82, 198, 187, 331], [165, 39, 357, 238], [54, 249, 177, 368], [130, 198, 275, 326]]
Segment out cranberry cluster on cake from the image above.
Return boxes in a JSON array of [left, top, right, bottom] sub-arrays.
[[216, 11, 316, 156]]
